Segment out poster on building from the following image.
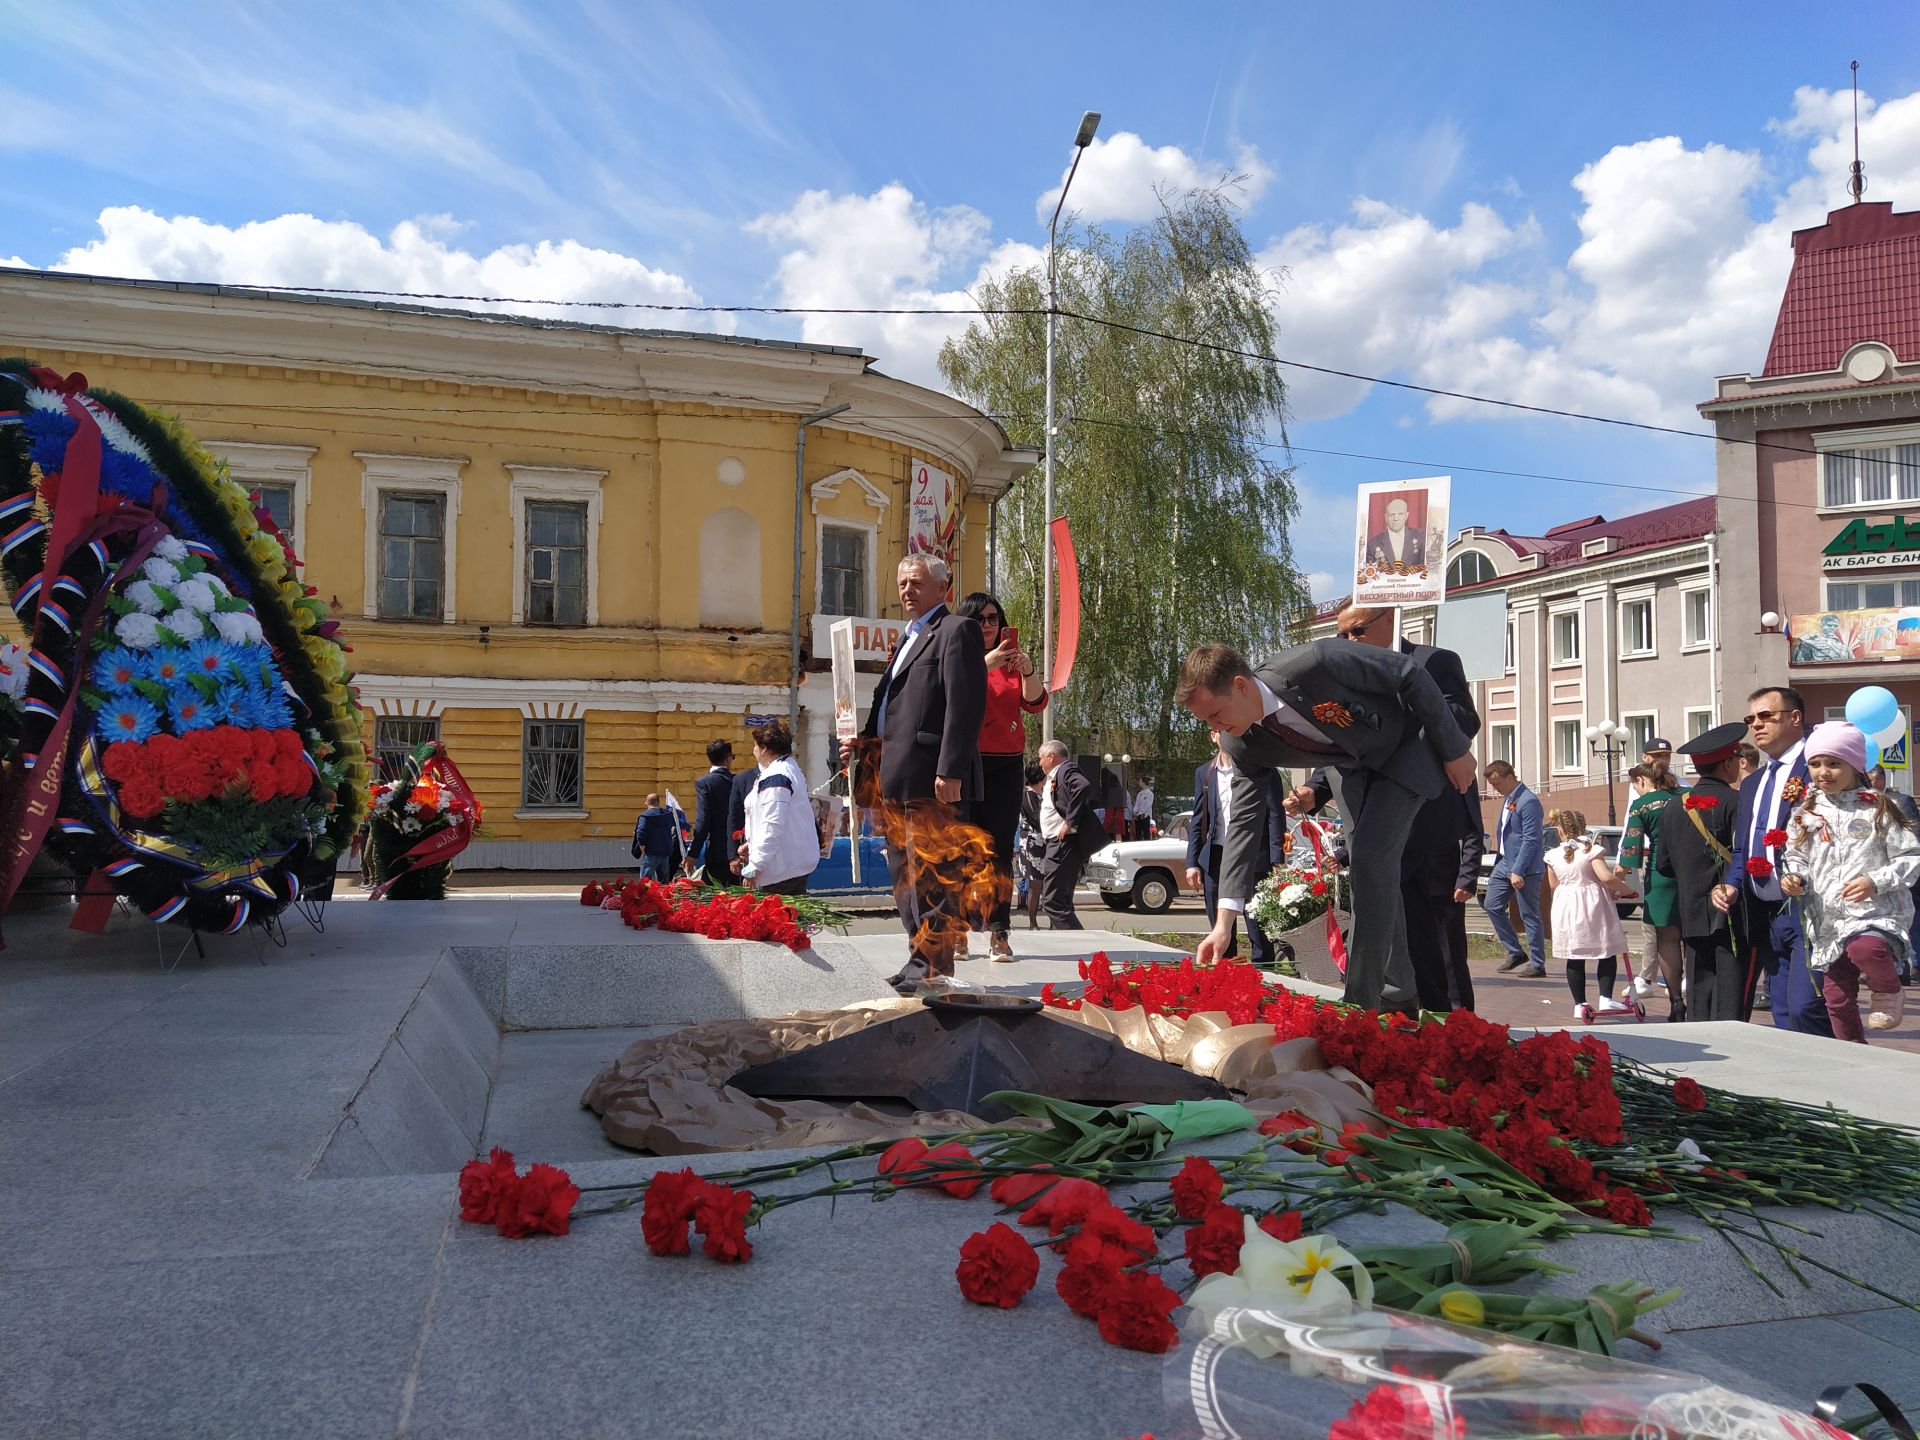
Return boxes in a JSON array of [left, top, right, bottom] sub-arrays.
[[1787, 609, 1920, 664], [1353, 476, 1450, 607], [906, 459, 960, 576], [829, 619, 859, 742]]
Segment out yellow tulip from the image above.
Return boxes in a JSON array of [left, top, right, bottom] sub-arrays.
[[1438, 1289, 1485, 1327]]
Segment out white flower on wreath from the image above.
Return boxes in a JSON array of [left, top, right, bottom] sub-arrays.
[[123, 579, 165, 615], [1674, 1138, 1710, 1171], [1278, 883, 1309, 906], [153, 536, 189, 563], [141, 556, 181, 588], [115, 613, 162, 649], [1187, 1221, 1374, 1344], [172, 577, 218, 614], [24, 388, 67, 414], [83, 402, 154, 463], [0, 642, 27, 700], [211, 610, 264, 645], [163, 608, 206, 641]]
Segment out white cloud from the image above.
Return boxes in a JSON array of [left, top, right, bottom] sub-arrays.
[[1037, 132, 1273, 224], [1305, 570, 1342, 601], [43, 206, 718, 330], [748, 183, 1040, 385], [1260, 82, 1920, 430]]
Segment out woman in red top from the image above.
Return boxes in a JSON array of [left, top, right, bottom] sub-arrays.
[[955, 591, 1048, 958]]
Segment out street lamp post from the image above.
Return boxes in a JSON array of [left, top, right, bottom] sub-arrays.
[[1585, 720, 1629, 827], [1042, 109, 1101, 743]]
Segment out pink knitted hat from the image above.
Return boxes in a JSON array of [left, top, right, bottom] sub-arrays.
[[1803, 720, 1869, 777]]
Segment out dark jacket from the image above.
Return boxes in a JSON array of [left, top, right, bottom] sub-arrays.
[[1219, 639, 1471, 904], [860, 605, 988, 803], [1188, 759, 1285, 877], [1658, 777, 1739, 939], [1724, 748, 1811, 894], [691, 767, 733, 873], [631, 807, 678, 861], [1047, 761, 1101, 862], [728, 765, 760, 862]]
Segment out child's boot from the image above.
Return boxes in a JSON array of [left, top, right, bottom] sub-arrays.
[[1867, 988, 1905, 1031]]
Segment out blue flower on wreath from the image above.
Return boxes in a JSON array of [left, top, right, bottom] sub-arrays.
[[183, 636, 243, 684], [139, 647, 189, 687], [212, 682, 262, 729], [22, 408, 77, 469], [99, 447, 157, 506], [250, 680, 295, 731], [92, 647, 142, 693], [166, 687, 217, 733], [98, 695, 161, 745]]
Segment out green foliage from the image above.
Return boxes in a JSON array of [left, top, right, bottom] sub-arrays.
[[938, 189, 1308, 783], [159, 792, 323, 869]]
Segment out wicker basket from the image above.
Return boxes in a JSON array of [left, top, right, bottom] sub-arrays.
[[1275, 908, 1348, 988]]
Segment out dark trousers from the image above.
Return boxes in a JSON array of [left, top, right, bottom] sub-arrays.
[[977, 754, 1023, 933], [1040, 836, 1086, 929], [1742, 895, 1832, 1036], [1200, 847, 1275, 965], [1443, 900, 1473, 1010], [884, 800, 965, 974], [1684, 931, 1743, 1022], [1403, 880, 1470, 1012], [759, 874, 808, 896], [1333, 768, 1424, 1012]]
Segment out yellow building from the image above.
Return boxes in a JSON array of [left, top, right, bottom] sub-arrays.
[[0, 269, 1035, 868]]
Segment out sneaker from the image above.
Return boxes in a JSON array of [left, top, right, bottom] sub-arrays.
[[1595, 995, 1630, 1013], [1632, 977, 1654, 997], [1497, 955, 1530, 974], [1523, 964, 1546, 978], [1574, 1003, 1595, 1024]]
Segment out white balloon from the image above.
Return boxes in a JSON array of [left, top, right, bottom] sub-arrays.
[[1871, 714, 1908, 749]]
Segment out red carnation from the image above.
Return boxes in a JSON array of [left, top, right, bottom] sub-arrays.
[[581, 882, 606, 906], [1332, 1385, 1463, 1440], [921, 1141, 985, 1198], [1603, 1187, 1652, 1228], [1183, 1203, 1247, 1278], [1672, 1076, 1706, 1112], [1019, 1177, 1111, 1235], [955, 1222, 1040, 1308], [496, 1162, 579, 1238], [1682, 794, 1718, 811], [641, 1167, 708, 1256], [119, 779, 165, 819], [693, 1181, 755, 1263], [1745, 856, 1774, 880], [1056, 1259, 1120, 1318], [457, 1147, 519, 1226], [1258, 1209, 1304, 1242], [1169, 1156, 1224, 1219], [1062, 1203, 1157, 1270], [1762, 828, 1788, 849], [1094, 1269, 1182, 1353], [988, 1169, 1057, 1209], [1258, 1109, 1318, 1150]]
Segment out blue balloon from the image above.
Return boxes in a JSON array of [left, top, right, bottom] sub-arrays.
[[1846, 686, 1900, 736], [1866, 737, 1883, 772]]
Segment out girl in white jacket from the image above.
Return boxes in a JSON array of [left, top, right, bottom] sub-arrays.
[[1778, 721, 1915, 1042], [740, 721, 819, 895]]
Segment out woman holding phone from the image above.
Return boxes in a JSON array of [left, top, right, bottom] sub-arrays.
[[955, 591, 1048, 959]]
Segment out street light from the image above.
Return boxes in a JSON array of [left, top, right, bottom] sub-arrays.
[[1042, 109, 1101, 743], [1584, 720, 1628, 826]]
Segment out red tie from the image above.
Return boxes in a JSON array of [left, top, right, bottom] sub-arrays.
[[1262, 712, 1340, 755]]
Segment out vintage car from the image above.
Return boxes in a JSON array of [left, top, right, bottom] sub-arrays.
[[1083, 837, 1202, 914]]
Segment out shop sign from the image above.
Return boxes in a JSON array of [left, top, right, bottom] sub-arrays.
[[1823, 517, 1920, 570], [811, 614, 903, 663]]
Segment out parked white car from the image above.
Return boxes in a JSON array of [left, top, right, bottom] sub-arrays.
[[1083, 838, 1201, 914]]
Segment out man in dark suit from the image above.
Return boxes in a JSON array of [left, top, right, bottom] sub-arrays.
[[859, 554, 987, 991], [1186, 732, 1287, 964], [726, 757, 760, 879], [1287, 605, 1482, 1010], [690, 739, 735, 884], [1176, 640, 1476, 1013], [1712, 685, 1831, 1035], [1035, 741, 1099, 928], [1365, 497, 1425, 571], [1657, 723, 1745, 1022]]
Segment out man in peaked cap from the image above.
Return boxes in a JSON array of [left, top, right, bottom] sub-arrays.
[[1655, 723, 1745, 1022]]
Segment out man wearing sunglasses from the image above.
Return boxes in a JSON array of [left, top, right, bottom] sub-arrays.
[[1710, 686, 1831, 1036]]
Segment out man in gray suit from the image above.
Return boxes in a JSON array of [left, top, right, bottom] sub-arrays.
[[1175, 640, 1477, 1013]]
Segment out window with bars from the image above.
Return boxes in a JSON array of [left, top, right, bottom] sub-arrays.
[[1826, 576, 1920, 611], [1822, 443, 1920, 509], [820, 525, 867, 616], [524, 501, 587, 625], [378, 492, 446, 620], [373, 716, 441, 779], [1619, 597, 1654, 656], [522, 719, 583, 810], [1683, 588, 1712, 648]]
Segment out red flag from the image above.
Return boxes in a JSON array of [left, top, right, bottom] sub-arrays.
[[1049, 516, 1081, 696]]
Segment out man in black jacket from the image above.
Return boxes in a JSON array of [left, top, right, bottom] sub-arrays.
[[1657, 723, 1746, 1022], [1283, 606, 1482, 1011], [859, 554, 987, 991], [690, 739, 735, 884], [1035, 740, 1098, 928], [1185, 731, 1287, 964]]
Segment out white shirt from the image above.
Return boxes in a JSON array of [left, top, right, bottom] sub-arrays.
[[1132, 787, 1155, 818], [1041, 768, 1066, 840], [1254, 677, 1332, 745], [1212, 756, 1235, 839], [1747, 739, 1805, 903]]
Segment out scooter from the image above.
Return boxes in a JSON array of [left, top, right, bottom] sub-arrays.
[[1574, 993, 1648, 1026]]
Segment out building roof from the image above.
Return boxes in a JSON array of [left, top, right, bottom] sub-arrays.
[[1762, 203, 1920, 377], [1308, 494, 1716, 619]]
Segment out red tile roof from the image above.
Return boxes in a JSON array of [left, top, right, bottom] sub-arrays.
[[1762, 203, 1920, 377]]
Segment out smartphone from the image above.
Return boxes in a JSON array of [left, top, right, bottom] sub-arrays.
[[1002, 625, 1018, 646]]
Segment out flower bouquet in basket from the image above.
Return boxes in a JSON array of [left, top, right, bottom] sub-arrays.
[[1247, 839, 1350, 982], [364, 742, 480, 899]]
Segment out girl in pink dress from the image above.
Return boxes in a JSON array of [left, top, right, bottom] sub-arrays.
[[1545, 809, 1643, 1024]]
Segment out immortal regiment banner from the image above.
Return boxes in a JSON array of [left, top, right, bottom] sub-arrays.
[[906, 459, 960, 578], [1352, 476, 1451, 608], [829, 618, 862, 881]]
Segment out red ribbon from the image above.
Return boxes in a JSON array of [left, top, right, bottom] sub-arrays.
[[368, 746, 479, 898], [1301, 819, 1349, 977]]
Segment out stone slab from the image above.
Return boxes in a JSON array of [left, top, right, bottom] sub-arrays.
[[321, 1034, 473, 1178], [478, 1026, 677, 1164], [500, 943, 746, 1029], [395, 977, 495, 1147]]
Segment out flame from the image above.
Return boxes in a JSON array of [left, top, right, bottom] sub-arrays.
[[846, 737, 1011, 959]]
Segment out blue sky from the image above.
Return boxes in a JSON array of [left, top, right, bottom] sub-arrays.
[[7, 2, 1920, 596]]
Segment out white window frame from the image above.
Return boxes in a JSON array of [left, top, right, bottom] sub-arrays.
[[359, 452, 465, 624], [1448, 550, 1496, 590], [1823, 572, 1920, 612], [1549, 607, 1582, 667], [507, 465, 605, 627], [1680, 584, 1713, 652], [1815, 423, 1920, 513], [206, 441, 315, 552], [1683, 707, 1714, 742], [1553, 718, 1584, 775], [1616, 590, 1656, 659], [815, 516, 877, 618], [1488, 723, 1517, 769], [1619, 710, 1659, 759], [1504, 619, 1516, 675]]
